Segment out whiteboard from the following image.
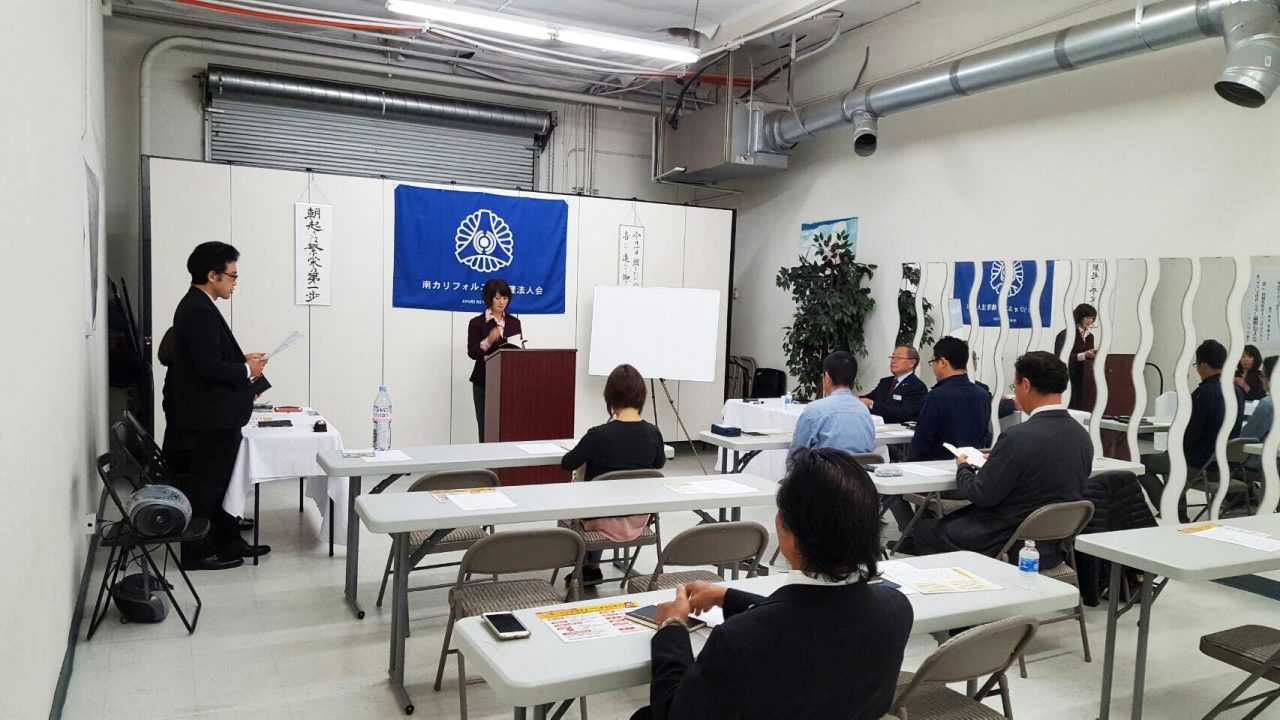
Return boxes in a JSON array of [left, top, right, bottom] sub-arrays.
[[588, 286, 721, 381]]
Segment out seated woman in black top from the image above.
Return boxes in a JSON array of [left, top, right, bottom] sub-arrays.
[[634, 449, 913, 720], [560, 363, 665, 583], [1237, 344, 1267, 402]]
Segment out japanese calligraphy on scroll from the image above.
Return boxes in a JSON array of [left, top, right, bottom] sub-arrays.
[[295, 203, 332, 306], [1246, 268, 1280, 353], [618, 225, 644, 287], [1083, 260, 1106, 309]]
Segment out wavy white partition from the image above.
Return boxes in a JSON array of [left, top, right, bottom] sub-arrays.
[[1210, 257, 1248, 519], [1254, 256, 1280, 514], [1057, 261, 1083, 408], [1089, 259, 1118, 457], [1026, 260, 1050, 357], [990, 258, 1015, 442], [1127, 259, 1159, 464], [1161, 258, 1202, 523]]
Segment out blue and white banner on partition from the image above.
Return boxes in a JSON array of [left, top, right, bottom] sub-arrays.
[[392, 186, 568, 313], [953, 260, 1054, 328]]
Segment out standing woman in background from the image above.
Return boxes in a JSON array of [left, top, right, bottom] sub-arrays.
[[1236, 344, 1267, 401], [1055, 303, 1097, 411], [467, 278, 522, 441]]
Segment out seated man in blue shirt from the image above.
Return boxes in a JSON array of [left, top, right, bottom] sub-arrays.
[[789, 351, 876, 456]]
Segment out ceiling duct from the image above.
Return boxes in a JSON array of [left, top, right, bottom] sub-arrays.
[[656, 0, 1280, 183], [763, 0, 1280, 154], [204, 65, 555, 146]]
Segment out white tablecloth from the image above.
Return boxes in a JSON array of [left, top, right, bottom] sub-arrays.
[[224, 410, 349, 544], [717, 398, 888, 480]]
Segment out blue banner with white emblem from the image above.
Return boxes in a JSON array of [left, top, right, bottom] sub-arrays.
[[953, 260, 1054, 328], [392, 185, 568, 313]]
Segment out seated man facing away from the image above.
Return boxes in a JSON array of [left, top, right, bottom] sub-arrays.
[[859, 344, 929, 424], [906, 351, 1092, 567], [789, 351, 876, 456], [632, 449, 912, 720], [909, 337, 992, 461], [1139, 339, 1246, 521]]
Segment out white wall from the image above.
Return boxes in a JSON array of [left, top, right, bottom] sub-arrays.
[[146, 159, 733, 446], [0, 1, 107, 717], [103, 17, 695, 327], [728, 0, 1280, 392]]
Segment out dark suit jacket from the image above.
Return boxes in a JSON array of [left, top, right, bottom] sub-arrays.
[[1185, 374, 1245, 470], [162, 287, 260, 431], [861, 373, 928, 424], [941, 409, 1092, 567], [467, 312, 523, 385], [649, 582, 912, 720], [910, 374, 991, 461]]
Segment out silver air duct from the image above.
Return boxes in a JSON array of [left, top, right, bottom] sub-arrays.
[[762, 0, 1280, 154]]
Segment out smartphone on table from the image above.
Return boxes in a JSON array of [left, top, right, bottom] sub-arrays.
[[483, 611, 531, 640]]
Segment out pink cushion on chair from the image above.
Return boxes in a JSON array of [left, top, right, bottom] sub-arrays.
[[582, 515, 649, 543]]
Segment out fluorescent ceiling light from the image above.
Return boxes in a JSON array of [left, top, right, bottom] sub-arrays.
[[555, 29, 700, 64], [386, 0, 554, 40], [387, 0, 701, 65]]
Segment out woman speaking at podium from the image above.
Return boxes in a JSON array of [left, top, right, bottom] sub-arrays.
[[467, 278, 522, 441]]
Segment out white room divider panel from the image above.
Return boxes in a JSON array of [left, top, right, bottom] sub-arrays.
[[146, 158, 734, 448]]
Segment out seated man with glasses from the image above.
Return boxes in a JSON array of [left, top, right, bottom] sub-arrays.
[[859, 344, 929, 424], [909, 337, 991, 462], [789, 351, 876, 456]]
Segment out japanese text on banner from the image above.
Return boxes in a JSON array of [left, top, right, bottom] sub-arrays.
[[295, 203, 332, 306]]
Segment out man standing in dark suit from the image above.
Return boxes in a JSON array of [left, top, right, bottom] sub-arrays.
[[909, 351, 1092, 567], [163, 242, 271, 570], [859, 344, 928, 424]]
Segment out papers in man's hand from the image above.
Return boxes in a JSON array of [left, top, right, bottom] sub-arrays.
[[436, 488, 517, 511], [879, 562, 1002, 594], [943, 443, 986, 468], [361, 450, 412, 463], [265, 330, 305, 359], [665, 479, 758, 495], [1181, 523, 1280, 552], [516, 443, 565, 455]]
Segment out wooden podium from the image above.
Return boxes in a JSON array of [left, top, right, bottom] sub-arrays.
[[484, 348, 576, 486]]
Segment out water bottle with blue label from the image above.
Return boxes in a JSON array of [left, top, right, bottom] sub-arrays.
[[372, 385, 392, 451], [783, 392, 793, 407], [1017, 540, 1040, 588]]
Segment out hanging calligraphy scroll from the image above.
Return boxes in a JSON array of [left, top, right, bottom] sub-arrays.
[[618, 225, 644, 287], [295, 203, 332, 306]]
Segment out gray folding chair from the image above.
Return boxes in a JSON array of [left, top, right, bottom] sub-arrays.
[[434, 528, 586, 720], [375, 469, 499, 609], [888, 616, 1040, 719], [559, 468, 664, 587], [1199, 624, 1280, 719], [627, 521, 769, 593], [1187, 438, 1260, 520], [995, 500, 1095, 678]]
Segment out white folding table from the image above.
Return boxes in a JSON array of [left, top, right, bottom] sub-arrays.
[[454, 550, 1079, 718], [355, 471, 779, 715], [699, 424, 914, 475], [1077, 514, 1280, 720]]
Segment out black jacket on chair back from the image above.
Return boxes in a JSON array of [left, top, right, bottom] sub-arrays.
[[162, 287, 257, 431]]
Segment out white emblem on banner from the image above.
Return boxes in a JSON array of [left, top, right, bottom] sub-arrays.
[[295, 203, 332, 305], [989, 260, 1025, 294], [455, 209, 514, 272], [618, 225, 644, 287]]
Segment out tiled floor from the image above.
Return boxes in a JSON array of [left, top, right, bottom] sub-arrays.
[[64, 451, 1278, 719]]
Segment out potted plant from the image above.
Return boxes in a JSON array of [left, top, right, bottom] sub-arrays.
[[775, 229, 876, 400]]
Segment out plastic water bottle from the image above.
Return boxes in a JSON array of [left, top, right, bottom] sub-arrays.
[[372, 385, 392, 451], [783, 392, 793, 407], [1017, 540, 1040, 588]]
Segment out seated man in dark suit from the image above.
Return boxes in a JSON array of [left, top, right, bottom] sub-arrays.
[[859, 344, 928, 424], [1138, 339, 1245, 521], [907, 351, 1092, 567], [909, 337, 992, 461], [632, 449, 912, 720]]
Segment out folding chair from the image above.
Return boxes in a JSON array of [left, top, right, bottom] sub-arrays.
[[1200, 624, 1280, 719], [375, 469, 498, 608], [434, 528, 586, 720], [86, 453, 204, 639], [1186, 438, 1258, 521], [994, 500, 1095, 677], [888, 616, 1039, 719], [559, 468, 664, 587], [627, 521, 768, 593]]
